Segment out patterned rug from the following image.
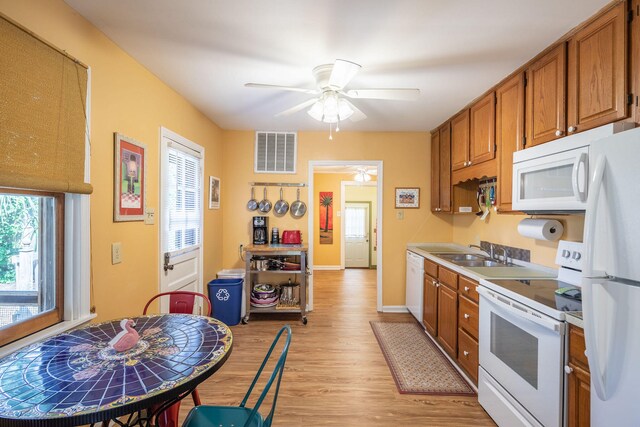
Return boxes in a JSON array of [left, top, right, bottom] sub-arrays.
[[370, 321, 475, 395]]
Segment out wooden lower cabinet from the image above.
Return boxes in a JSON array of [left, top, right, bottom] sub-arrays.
[[457, 328, 479, 384], [567, 324, 590, 427], [423, 272, 438, 337], [437, 284, 458, 358]]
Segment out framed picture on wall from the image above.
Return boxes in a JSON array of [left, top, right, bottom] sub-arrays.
[[114, 133, 146, 221], [395, 187, 420, 209], [209, 176, 220, 209]]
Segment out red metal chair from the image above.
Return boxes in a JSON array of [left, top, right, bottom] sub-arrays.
[[143, 291, 211, 427]]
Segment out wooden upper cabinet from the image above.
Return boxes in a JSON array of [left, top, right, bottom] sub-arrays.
[[526, 43, 567, 147], [451, 109, 470, 171], [430, 129, 441, 212], [439, 123, 452, 212], [469, 92, 496, 166], [496, 73, 525, 212], [567, 1, 627, 134]]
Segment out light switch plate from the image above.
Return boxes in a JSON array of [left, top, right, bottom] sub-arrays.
[[112, 242, 122, 264], [396, 210, 404, 220], [145, 208, 155, 225]]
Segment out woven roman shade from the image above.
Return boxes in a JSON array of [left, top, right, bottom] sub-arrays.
[[0, 15, 92, 194]]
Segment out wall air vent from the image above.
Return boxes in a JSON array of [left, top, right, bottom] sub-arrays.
[[254, 131, 297, 174]]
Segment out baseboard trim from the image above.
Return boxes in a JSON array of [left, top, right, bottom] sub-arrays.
[[312, 265, 342, 271], [382, 305, 409, 313]]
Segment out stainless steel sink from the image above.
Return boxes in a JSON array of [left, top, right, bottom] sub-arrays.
[[453, 260, 520, 268], [432, 253, 491, 262]]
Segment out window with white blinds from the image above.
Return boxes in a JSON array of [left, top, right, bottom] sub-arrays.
[[166, 145, 201, 252], [345, 207, 367, 238]]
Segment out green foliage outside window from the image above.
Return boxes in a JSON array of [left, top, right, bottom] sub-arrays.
[[0, 195, 38, 284]]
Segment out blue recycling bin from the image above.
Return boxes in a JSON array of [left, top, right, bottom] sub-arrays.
[[208, 278, 243, 326]]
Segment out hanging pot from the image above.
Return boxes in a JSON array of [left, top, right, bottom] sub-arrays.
[[290, 188, 307, 218], [247, 187, 258, 211], [258, 187, 272, 213], [274, 188, 289, 216]]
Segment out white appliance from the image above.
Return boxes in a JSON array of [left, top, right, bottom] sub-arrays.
[[512, 123, 632, 213], [405, 250, 424, 324], [581, 127, 640, 427], [478, 241, 584, 427]]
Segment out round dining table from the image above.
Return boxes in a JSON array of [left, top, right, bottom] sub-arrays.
[[0, 314, 233, 427]]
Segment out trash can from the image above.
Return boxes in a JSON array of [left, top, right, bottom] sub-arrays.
[[216, 269, 246, 317], [208, 278, 243, 326]]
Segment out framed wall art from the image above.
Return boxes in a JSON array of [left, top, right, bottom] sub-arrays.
[[114, 133, 146, 221], [209, 176, 220, 209], [395, 187, 420, 209]]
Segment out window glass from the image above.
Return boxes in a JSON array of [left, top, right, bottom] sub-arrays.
[[0, 192, 62, 343]]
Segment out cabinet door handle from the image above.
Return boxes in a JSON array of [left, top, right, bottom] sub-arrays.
[[464, 286, 470, 292], [463, 351, 469, 357], [555, 130, 564, 137], [464, 313, 470, 319], [564, 365, 574, 375], [468, 161, 472, 166], [568, 126, 577, 133]]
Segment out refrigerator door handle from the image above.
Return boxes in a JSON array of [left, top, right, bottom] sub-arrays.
[[572, 152, 588, 202], [582, 155, 609, 401]]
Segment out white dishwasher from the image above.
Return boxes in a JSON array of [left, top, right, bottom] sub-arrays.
[[406, 250, 424, 324]]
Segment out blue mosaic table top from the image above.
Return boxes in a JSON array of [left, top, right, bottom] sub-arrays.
[[0, 314, 233, 426]]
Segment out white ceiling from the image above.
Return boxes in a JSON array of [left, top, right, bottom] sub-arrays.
[[65, 0, 609, 132]]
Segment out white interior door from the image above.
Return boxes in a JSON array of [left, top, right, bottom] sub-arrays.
[[159, 128, 204, 313], [345, 202, 370, 268]]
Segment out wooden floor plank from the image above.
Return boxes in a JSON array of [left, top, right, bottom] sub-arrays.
[[181, 269, 496, 426]]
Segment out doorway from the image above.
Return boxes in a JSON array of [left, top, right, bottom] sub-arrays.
[[308, 160, 383, 312], [159, 127, 204, 313], [344, 202, 370, 268]]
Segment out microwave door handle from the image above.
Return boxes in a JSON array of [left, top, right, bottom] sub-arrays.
[[477, 287, 562, 333], [572, 152, 588, 202]]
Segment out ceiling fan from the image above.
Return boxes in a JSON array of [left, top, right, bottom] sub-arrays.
[[245, 59, 420, 129]]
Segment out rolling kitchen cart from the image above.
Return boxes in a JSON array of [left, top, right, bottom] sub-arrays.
[[243, 245, 308, 325]]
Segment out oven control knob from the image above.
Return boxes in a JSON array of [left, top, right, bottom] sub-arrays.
[[564, 365, 574, 375], [562, 249, 571, 259], [572, 252, 582, 261]]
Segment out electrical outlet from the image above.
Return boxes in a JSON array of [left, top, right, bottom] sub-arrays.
[[396, 210, 404, 220], [112, 242, 122, 264]]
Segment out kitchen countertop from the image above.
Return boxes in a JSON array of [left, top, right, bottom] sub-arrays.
[[244, 244, 308, 252], [407, 243, 557, 281]]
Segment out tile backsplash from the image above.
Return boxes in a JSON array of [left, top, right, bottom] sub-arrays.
[[480, 240, 530, 263]]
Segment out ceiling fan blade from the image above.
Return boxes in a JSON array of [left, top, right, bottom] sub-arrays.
[[343, 100, 367, 122], [275, 98, 318, 117], [245, 83, 318, 95], [344, 88, 420, 101], [328, 59, 361, 90]]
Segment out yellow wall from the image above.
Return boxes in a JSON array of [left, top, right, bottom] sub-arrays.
[[222, 130, 452, 307], [312, 173, 378, 267], [452, 213, 584, 267], [1, 0, 225, 321], [345, 184, 378, 266]]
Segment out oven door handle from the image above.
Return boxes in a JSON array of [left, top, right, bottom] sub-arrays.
[[478, 287, 563, 334]]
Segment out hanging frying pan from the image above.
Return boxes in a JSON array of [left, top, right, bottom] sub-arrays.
[[274, 188, 289, 216], [247, 187, 258, 211], [258, 187, 272, 213], [290, 188, 307, 218]]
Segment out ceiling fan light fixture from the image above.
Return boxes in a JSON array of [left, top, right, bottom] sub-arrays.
[[354, 168, 371, 182], [307, 100, 324, 121]]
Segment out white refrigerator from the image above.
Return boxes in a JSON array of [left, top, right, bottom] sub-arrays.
[[582, 127, 640, 427]]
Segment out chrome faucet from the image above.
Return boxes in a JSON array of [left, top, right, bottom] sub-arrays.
[[468, 243, 494, 259], [496, 247, 509, 265]]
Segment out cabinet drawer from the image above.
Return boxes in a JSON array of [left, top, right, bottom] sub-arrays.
[[457, 328, 479, 384], [458, 276, 479, 303], [458, 296, 479, 339], [438, 266, 458, 290], [424, 258, 438, 278], [569, 324, 589, 371]]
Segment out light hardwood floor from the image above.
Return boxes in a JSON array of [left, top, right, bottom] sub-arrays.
[[182, 269, 496, 426]]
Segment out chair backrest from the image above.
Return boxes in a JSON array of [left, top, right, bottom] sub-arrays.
[[143, 291, 211, 316], [240, 325, 292, 427]]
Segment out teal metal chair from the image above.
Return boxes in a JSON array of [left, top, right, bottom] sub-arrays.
[[182, 325, 292, 427]]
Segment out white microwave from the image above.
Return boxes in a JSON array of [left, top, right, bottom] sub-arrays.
[[512, 123, 632, 214]]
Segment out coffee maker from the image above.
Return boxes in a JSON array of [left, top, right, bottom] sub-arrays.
[[252, 216, 268, 245]]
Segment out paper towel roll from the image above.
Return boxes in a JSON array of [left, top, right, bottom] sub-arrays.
[[517, 218, 564, 241]]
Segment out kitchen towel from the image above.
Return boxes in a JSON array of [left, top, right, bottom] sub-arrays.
[[518, 218, 564, 241]]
